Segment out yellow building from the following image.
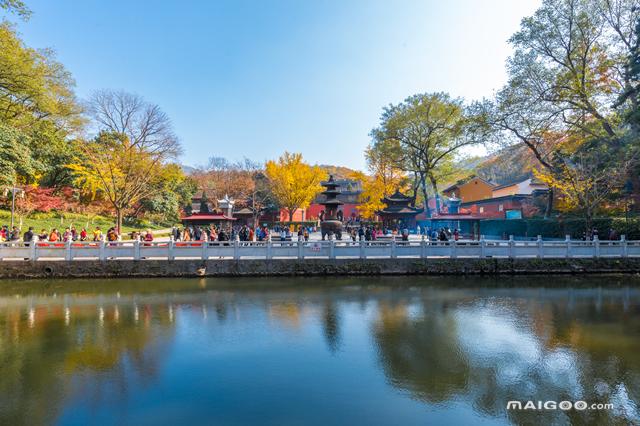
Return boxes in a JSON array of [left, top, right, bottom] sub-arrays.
[[442, 176, 495, 203]]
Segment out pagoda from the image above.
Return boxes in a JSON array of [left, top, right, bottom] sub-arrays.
[[319, 175, 343, 240], [377, 189, 423, 229]]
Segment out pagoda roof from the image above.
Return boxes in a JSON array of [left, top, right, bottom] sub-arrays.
[[377, 206, 424, 216], [382, 189, 415, 203], [233, 207, 254, 215]]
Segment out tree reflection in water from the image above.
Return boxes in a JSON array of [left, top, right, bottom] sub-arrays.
[[0, 277, 638, 425], [373, 288, 640, 424], [0, 300, 176, 425]]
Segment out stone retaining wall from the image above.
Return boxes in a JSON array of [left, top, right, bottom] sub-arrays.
[[1, 258, 640, 279]]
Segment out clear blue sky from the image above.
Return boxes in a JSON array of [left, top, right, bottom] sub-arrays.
[[11, 0, 540, 170]]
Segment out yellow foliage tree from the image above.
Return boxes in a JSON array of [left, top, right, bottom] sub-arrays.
[[348, 171, 386, 220], [67, 131, 166, 233], [534, 142, 634, 235], [265, 152, 326, 222]]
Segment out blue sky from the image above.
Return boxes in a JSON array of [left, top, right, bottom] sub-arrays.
[[10, 0, 540, 170]]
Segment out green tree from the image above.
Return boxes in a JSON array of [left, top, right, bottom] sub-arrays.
[[0, 0, 31, 20], [371, 93, 480, 216], [0, 124, 40, 186], [0, 23, 81, 131]]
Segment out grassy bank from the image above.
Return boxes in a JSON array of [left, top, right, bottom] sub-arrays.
[[0, 210, 167, 235]]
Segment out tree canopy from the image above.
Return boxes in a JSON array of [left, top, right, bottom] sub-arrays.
[[265, 152, 326, 221]]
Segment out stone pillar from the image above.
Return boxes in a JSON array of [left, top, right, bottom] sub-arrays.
[[508, 235, 514, 258], [537, 235, 543, 259], [65, 239, 72, 261], [30, 235, 38, 261], [168, 239, 175, 261], [565, 235, 572, 258], [134, 239, 141, 260]]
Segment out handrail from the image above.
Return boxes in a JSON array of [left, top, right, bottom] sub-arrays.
[[0, 237, 637, 261]]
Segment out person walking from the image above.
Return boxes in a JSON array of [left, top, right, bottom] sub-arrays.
[[23, 227, 34, 243]]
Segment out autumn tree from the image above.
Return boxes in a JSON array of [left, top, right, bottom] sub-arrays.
[[535, 137, 636, 235], [67, 132, 169, 233], [191, 157, 257, 204], [364, 136, 405, 197], [482, 0, 640, 216], [265, 152, 326, 222], [1, 186, 65, 226]]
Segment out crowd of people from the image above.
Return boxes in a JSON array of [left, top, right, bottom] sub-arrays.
[[2, 222, 622, 245], [0, 225, 156, 243], [170, 224, 316, 243]]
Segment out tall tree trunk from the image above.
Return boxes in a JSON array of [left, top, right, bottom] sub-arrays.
[[419, 172, 431, 218], [429, 174, 441, 214], [288, 209, 294, 222], [116, 208, 122, 235], [585, 209, 592, 240], [544, 189, 554, 219], [411, 172, 419, 203]]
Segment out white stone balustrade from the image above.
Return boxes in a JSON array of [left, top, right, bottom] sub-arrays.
[[0, 237, 638, 261]]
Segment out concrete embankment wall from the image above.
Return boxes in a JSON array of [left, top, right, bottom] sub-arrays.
[[1, 258, 640, 279]]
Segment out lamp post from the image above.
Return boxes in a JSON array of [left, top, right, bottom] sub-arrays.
[[4, 181, 24, 229]]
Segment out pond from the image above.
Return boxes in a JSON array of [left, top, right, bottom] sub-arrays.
[[1, 275, 639, 425]]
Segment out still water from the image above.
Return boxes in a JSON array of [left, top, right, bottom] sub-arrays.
[[1, 275, 639, 425]]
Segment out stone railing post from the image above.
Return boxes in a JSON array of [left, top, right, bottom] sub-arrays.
[[65, 239, 72, 261], [329, 240, 335, 259], [30, 235, 38, 261], [234, 239, 240, 260], [99, 239, 106, 261], [451, 239, 457, 259], [134, 239, 141, 260], [298, 240, 303, 259], [201, 240, 208, 260], [390, 239, 397, 258], [168, 239, 175, 260], [267, 240, 273, 259], [565, 235, 572, 258], [420, 236, 426, 258], [359, 239, 365, 259], [621, 235, 628, 258], [480, 235, 485, 258], [594, 235, 600, 258], [508, 235, 515, 258], [537, 235, 543, 259]]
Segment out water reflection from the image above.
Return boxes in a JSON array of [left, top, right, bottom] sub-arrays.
[[0, 276, 638, 425]]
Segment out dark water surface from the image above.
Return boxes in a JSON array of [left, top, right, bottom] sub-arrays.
[[1, 275, 639, 425]]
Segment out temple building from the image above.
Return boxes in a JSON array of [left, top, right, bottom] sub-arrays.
[[181, 192, 236, 228], [377, 190, 423, 229]]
